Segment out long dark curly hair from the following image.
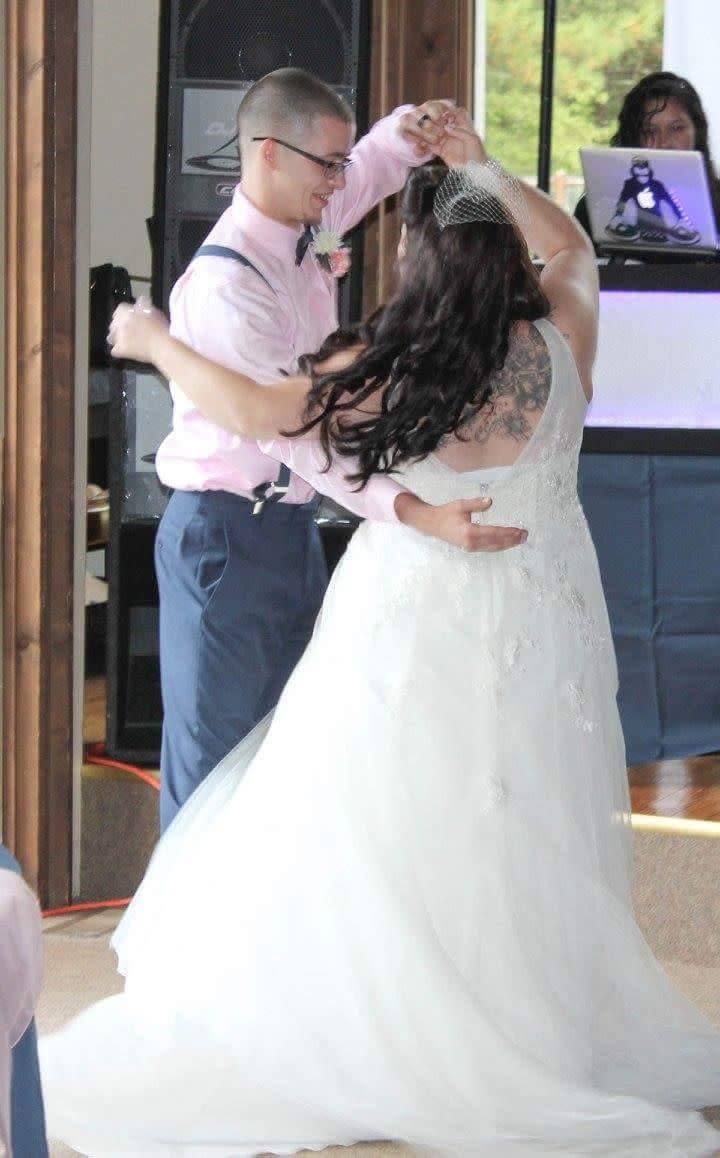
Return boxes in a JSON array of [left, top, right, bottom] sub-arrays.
[[294, 163, 550, 486]]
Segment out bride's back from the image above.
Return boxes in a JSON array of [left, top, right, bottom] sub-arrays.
[[433, 319, 554, 474], [393, 315, 590, 536]]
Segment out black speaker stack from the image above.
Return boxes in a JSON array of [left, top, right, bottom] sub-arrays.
[[151, 0, 371, 320]]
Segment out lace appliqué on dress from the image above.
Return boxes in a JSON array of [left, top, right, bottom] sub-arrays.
[[561, 680, 597, 734]]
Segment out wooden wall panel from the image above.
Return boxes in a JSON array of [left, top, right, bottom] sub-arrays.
[[3, 0, 77, 904], [363, 0, 475, 313]]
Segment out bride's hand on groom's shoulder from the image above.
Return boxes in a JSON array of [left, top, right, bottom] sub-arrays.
[[394, 493, 528, 552]]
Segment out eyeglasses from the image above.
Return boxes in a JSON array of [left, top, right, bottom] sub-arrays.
[[252, 137, 352, 181]]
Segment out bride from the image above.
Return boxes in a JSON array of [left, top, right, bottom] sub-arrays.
[[40, 118, 720, 1155]]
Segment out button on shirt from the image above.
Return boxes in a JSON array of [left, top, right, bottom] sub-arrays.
[[155, 107, 421, 523]]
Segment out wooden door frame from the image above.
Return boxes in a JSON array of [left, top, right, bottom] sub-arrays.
[[3, 0, 78, 905]]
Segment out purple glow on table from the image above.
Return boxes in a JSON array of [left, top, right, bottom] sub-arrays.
[[586, 292, 720, 428]]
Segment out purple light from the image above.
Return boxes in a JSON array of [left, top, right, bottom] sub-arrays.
[[586, 292, 720, 429]]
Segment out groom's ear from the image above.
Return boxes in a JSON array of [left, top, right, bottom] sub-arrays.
[[257, 139, 279, 171]]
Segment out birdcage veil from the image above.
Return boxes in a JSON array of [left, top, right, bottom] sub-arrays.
[[433, 159, 529, 231]]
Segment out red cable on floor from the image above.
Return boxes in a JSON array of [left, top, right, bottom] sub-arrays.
[[41, 743, 159, 919], [84, 741, 161, 792], [43, 897, 132, 918]]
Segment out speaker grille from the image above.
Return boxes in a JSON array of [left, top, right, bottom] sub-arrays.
[[178, 0, 355, 83], [176, 216, 217, 271], [155, 0, 370, 314]]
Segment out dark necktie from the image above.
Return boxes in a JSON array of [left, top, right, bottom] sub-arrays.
[[295, 225, 314, 266]]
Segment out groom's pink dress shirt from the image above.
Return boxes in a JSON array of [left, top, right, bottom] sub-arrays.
[[156, 108, 420, 523]]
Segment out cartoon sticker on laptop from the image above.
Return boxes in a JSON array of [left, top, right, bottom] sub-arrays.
[[605, 157, 700, 245]]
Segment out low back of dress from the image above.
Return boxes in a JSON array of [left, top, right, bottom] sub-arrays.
[[398, 317, 588, 530], [432, 316, 556, 475]]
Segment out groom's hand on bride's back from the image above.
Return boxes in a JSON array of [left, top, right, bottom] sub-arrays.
[[394, 494, 528, 553]]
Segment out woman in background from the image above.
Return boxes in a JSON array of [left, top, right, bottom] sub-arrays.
[[574, 70, 720, 245]]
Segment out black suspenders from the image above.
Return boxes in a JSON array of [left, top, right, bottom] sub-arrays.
[[193, 245, 275, 292], [193, 244, 291, 514]]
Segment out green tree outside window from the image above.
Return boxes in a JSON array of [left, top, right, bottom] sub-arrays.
[[484, 0, 664, 207]]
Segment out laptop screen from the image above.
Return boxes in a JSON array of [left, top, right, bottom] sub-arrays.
[[579, 147, 719, 257]]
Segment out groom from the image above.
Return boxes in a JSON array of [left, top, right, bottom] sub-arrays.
[[153, 68, 501, 828]]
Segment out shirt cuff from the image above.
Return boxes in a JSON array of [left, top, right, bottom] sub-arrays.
[[364, 104, 426, 169], [259, 437, 406, 523], [360, 472, 405, 523]]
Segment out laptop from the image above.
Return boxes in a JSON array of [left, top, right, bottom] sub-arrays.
[[579, 146, 719, 257]]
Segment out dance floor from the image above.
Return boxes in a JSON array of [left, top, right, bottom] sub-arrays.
[[629, 755, 720, 824]]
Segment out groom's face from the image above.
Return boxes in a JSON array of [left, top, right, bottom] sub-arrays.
[[274, 116, 355, 227]]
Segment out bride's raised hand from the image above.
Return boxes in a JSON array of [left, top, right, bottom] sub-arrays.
[[434, 111, 489, 168], [108, 299, 169, 365]]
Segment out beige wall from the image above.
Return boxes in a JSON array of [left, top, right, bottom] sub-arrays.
[[90, 0, 160, 285]]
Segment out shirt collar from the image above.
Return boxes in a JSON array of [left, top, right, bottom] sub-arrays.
[[231, 187, 307, 261]]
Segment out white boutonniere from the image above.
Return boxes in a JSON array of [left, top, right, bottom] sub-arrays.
[[311, 230, 352, 278]]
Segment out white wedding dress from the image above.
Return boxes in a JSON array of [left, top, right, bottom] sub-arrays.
[[41, 320, 720, 1156]]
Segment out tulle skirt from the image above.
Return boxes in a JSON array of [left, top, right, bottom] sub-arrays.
[[40, 520, 720, 1155]]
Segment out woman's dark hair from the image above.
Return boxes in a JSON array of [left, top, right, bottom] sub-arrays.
[[294, 163, 550, 487]]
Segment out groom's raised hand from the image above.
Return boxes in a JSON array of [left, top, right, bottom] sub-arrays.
[[398, 99, 464, 157]]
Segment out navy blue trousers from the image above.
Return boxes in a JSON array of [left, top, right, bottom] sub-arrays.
[[0, 844, 48, 1158], [155, 490, 327, 830]]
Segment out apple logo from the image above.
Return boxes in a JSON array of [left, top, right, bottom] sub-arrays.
[[637, 188, 656, 210]]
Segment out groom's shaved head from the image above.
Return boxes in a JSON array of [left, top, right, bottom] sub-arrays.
[[238, 68, 354, 155]]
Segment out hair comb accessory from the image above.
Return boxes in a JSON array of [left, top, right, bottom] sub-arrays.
[[433, 159, 529, 231]]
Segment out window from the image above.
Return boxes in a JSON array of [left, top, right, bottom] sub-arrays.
[[477, 0, 665, 209]]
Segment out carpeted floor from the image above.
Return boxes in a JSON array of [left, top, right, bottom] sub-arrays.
[[37, 829, 720, 1157]]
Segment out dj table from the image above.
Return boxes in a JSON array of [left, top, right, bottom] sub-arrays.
[[579, 262, 720, 762]]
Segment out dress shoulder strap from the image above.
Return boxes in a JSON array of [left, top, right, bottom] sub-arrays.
[[532, 316, 586, 410]]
